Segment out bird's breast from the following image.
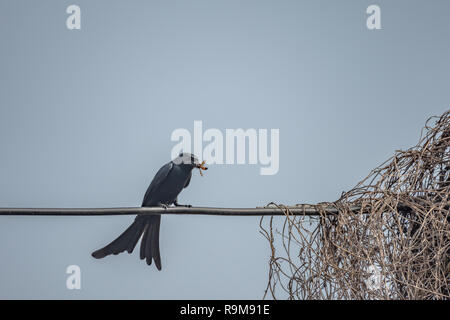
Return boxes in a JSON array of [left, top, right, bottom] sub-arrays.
[[150, 167, 191, 205]]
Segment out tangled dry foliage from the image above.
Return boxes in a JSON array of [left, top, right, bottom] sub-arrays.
[[260, 111, 449, 300]]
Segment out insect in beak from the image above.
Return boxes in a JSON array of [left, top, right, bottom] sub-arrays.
[[196, 161, 208, 176]]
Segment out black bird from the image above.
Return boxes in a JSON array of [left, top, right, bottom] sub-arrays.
[[91, 153, 207, 270]]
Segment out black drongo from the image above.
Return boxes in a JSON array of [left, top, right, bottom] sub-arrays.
[[91, 153, 207, 270]]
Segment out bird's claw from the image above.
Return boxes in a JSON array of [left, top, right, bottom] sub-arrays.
[[174, 202, 192, 208]]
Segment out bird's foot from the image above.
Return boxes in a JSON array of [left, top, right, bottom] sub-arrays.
[[174, 201, 192, 208], [157, 203, 169, 209]]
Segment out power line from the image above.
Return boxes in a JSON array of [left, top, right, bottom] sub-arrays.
[[0, 205, 362, 217]]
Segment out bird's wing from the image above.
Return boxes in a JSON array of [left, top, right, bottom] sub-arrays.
[[142, 161, 174, 206], [183, 171, 192, 189]]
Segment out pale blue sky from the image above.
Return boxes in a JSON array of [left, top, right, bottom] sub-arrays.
[[0, 0, 449, 299]]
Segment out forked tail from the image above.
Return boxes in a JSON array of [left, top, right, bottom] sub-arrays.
[[91, 215, 162, 270]]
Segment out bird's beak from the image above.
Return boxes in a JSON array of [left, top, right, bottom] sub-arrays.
[[196, 161, 208, 176]]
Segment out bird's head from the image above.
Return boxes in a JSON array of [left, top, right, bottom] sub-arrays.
[[173, 153, 208, 174]]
